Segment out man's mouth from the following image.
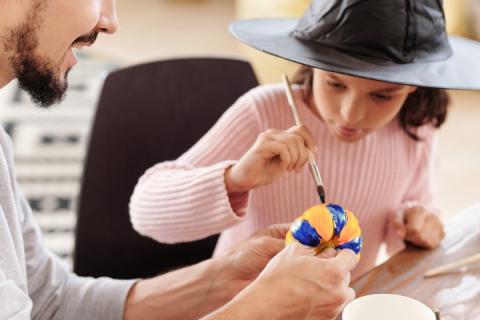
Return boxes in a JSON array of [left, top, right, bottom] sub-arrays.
[[71, 43, 91, 49], [71, 32, 98, 49]]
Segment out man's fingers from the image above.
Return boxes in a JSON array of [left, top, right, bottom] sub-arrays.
[[263, 238, 286, 256], [258, 223, 291, 239], [344, 287, 356, 307], [317, 248, 336, 259], [332, 249, 358, 272], [287, 242, 317, 256]]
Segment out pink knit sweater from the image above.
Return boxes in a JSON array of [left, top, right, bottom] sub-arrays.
[[129, 84, 436, 278]]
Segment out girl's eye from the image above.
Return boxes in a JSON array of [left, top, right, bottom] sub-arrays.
[[371, 93, 392, 101], [327, 81, 346, 89]]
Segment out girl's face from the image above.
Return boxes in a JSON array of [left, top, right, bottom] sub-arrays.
[[311, 69, 417, 142]]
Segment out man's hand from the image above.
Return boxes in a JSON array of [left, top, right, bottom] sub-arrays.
[[256, 245, 357, 320], [204, 243, 358, 320], [393, 206, 445, 249], [212, 224, 290, 298], [125, 224, 357, 320]]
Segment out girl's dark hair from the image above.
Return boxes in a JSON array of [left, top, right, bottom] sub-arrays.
[[292, 66, 450, 141]]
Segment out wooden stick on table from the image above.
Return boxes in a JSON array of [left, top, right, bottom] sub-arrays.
[[424, 252, 480, 277]]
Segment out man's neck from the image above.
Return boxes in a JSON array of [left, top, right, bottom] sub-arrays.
[[0, 72, 13, 90], [0, 56, 15, 89]]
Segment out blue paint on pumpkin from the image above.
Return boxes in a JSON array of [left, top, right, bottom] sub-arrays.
[[336, 236, 363, 254], [291, 219, 322, 247], [327, 204, 347, 237]]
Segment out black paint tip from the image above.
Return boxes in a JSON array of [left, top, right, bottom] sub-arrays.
[[317, 185, 326, 204]]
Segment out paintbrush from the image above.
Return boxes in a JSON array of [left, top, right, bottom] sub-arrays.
[[282, 74, 326, 204]]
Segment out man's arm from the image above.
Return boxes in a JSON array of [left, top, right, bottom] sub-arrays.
[[22, 180, 354, 320], [0, 269, 32, 319], [124, 258, 233, 320], [124, 225, 288, 319], [20, 195, 136, 320], [125, 225, 358, 320]]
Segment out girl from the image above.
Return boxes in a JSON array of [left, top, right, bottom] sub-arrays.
[[129, 0, 480, 277]]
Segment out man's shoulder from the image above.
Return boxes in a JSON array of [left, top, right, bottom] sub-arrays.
[[0, 126, 13, 158]]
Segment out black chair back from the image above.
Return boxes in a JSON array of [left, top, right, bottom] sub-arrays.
[[73, 58, 258, 279]]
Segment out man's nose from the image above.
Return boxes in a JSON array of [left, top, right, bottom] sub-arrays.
[[96, 0, 119, 34]]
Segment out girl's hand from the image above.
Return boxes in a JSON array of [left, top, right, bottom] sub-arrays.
[[225, 125, 317, 193], [394, 206, 445, 249]]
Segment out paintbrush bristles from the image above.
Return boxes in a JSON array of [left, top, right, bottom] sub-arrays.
[[318, 185, 326, 204]]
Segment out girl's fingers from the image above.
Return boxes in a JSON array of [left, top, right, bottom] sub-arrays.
[[405, 228, 428, 247], [283, 136, 299, 171], [273, 133, 302, 171], [404, 207, 426, 238], [399, 207, 444, 249], [292, 134, 309, 171], [405, 215, 443, 249], [391, 220, 406, 238], [423, 214, 445, 248], [258, 128, 314, 172], [288, 125, 318, 152], [265, 141, 292, 171]]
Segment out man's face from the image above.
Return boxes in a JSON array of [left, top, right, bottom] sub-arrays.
[[1, 0, 118, 107]]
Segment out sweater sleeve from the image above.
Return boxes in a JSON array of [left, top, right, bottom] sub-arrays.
[[129, 91, 262, 244], [0, 268, 31, 319], [21, 195, 136, 320], [386, 125, 440, 254], [400, 126, 438, 210]]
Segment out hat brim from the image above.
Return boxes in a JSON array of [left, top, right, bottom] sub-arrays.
[[230, 18, 480, 90]]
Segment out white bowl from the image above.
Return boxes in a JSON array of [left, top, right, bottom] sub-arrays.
[[342, 294, 436, 320]]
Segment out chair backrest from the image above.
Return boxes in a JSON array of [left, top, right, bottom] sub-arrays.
[[73, 58, 258, 279]]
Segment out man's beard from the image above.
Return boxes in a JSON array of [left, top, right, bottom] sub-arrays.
[[13, 48, 70, 108], [2, 5, 98, 108]]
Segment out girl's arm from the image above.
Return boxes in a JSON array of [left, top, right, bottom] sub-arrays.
[[129, 92, 262, 244], [388, 125, 444, 252]]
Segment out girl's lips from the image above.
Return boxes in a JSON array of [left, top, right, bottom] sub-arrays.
[[335, 124, 363, 138]]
